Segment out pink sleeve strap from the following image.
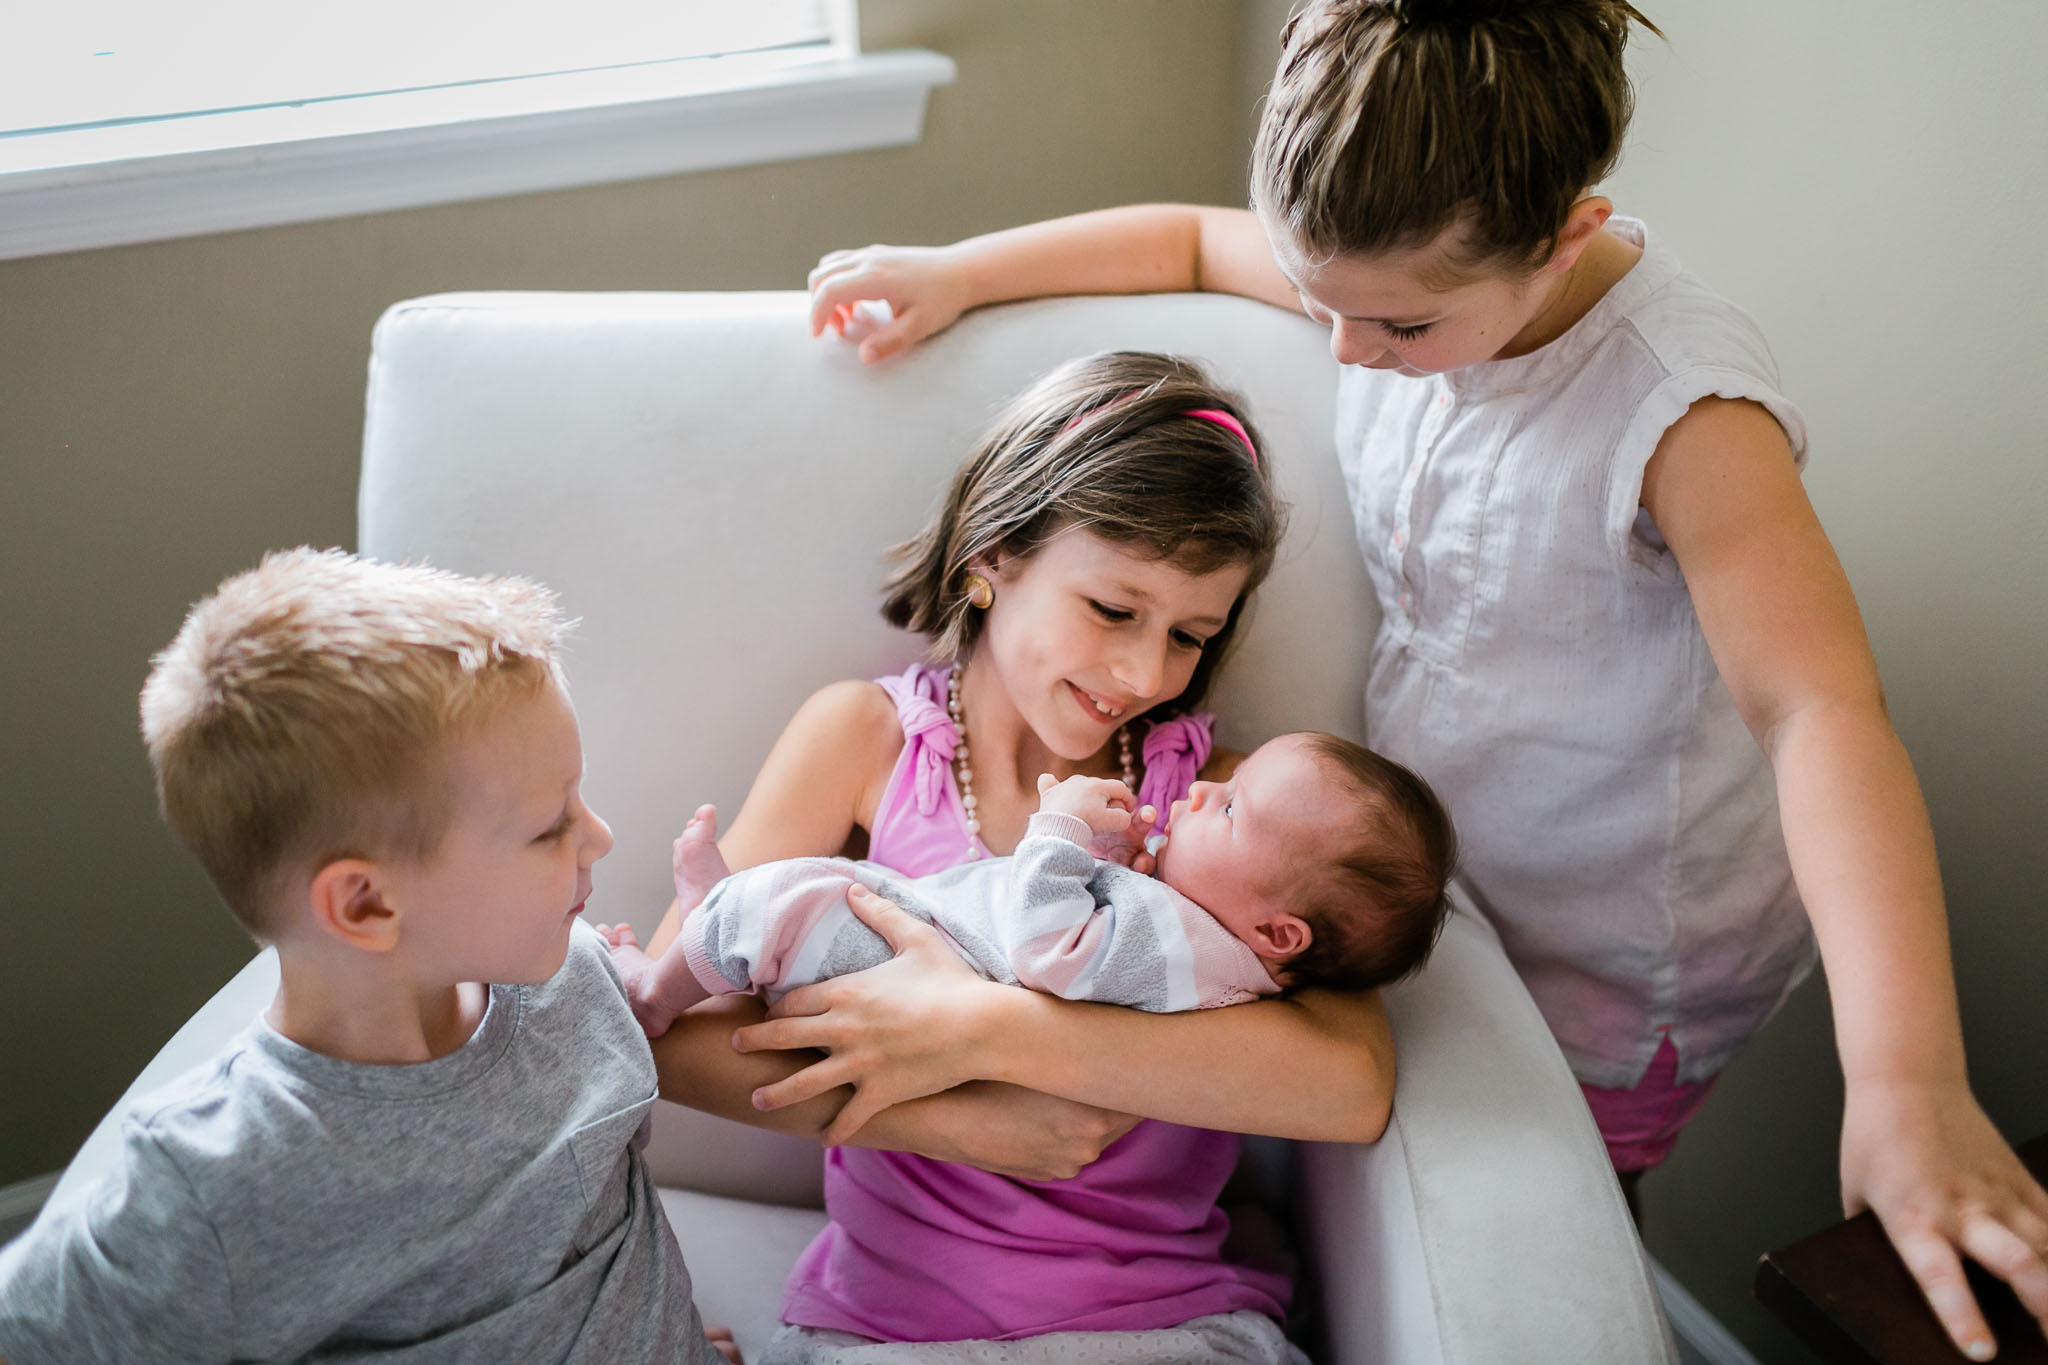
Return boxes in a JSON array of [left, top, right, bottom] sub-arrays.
[[1136, 713, 1215, 836], [895, 693, 958, 817]]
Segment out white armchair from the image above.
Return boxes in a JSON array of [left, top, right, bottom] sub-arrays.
[[53, 290, 1677, 1364]]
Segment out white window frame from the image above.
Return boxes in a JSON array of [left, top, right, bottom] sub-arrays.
[[0, 8, 953, 262]]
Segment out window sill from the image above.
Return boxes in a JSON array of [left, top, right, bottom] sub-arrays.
[[0, 47, 956, 262]]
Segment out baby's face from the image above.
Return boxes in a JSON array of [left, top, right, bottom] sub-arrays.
[[1154, 735, 1350, 957]]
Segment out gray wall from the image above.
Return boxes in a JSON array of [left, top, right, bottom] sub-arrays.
[[0, 0, 1249, 1187], [1610, 4, 2048, 1360]]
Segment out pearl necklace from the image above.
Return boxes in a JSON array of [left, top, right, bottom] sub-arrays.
[[946, 663, 1135, 860]]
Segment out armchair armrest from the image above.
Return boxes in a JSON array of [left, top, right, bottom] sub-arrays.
[[1301, 905, 1679, 1363]]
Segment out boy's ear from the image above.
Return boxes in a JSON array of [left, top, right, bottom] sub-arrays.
[[1254, 913, 1312, 961], [307, 858, 402, 953], [1547, 195, 1614, 275]]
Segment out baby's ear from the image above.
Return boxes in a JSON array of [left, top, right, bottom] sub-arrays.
[[308, 858, 401, 953], [1256, 913, 1312, 960]]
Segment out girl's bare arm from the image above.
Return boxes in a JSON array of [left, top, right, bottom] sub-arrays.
[[736, 884, 1396, 1148], [728, 741, 1394, 1146], [1644, 395, 2048, 1359], [648, 996, 1136, 1182], [807, 206, 1301, 363]]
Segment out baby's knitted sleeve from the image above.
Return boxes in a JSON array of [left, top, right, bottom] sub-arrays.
[[995, 813, 1117, 1002], [681, 857, 876, 998], [997, 816, 1195, 1011]]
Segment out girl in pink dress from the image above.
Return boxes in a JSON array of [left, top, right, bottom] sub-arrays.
[[639, 351, 1392, 1363]]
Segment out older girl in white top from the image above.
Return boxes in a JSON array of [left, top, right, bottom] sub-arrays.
[[799, 1, 2048, 1357]]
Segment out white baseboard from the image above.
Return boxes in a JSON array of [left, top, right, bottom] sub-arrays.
[[1651, 1255, 1763, 1365], [0, 1172, 61, 1245]]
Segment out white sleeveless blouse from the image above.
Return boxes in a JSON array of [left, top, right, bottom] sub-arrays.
[[1337, 218, 1817, 1087]]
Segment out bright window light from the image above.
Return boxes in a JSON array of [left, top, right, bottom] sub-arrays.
[[0, 0, 955, 262], [0, 1, 842, 135]]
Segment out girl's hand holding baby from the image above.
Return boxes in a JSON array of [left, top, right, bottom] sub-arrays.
[[739, 884, 1020, 1146], [904, 1083, 1142, 1183]]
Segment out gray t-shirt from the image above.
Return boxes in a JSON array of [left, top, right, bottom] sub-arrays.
[[0, 921, 723, 1364]]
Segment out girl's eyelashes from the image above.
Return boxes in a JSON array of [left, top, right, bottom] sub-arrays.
[[1090, 600, 1210, 649], [1296, 288, 1434, 342]]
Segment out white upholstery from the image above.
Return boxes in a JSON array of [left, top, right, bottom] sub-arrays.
[[659, 1190, 830, 1365], [54, 290, 1677, 1362]]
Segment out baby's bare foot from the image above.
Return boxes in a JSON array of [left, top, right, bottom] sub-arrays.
[[671, 804, 730, 914], [704, 1325, 743, 1365]]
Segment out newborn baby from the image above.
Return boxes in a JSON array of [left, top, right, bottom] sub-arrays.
[[603, 732, 1455, 1037]]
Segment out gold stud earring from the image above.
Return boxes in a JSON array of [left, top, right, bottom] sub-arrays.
[[965, 574, 994, 610]]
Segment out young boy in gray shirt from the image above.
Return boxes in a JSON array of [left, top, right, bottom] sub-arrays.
[[0, 549, 731, 1365]]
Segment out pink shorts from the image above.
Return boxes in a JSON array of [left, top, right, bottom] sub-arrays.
[[1578, 1034, 1718, 1173]]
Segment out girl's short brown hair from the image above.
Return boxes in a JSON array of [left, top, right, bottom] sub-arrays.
[[882, 351, 1284, 719], [1253, 0, 1660, 279]]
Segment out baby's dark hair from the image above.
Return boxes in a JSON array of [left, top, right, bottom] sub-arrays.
[[1283, 733, 1457, 991], [882, 351, 1286, 719], [1253, 0, 1661, 280]]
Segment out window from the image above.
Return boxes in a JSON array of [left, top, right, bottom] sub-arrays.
[[0, 1, 952, 260]]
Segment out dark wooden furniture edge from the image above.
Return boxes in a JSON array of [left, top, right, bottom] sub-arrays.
[[1754, 1133, 2048, 1364]]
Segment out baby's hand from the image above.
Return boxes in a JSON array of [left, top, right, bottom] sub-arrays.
[[1089, 810, 1162, 876], [807, 244, 972, 363], [1036, 773, 1145, 837]]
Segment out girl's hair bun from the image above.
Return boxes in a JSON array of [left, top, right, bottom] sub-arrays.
[[1389, 0, 1521, 24], [1256, 0, 1658, 274], [1393, 0, 1645, 21]]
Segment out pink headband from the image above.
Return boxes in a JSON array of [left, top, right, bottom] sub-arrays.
[[1182, 408, 1257, 466], [1061, 396, 1259, 468]]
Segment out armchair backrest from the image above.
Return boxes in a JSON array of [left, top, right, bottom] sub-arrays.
[[350, 290, 1683, 1362], [360, 290, 1375, 1207], [362, 291, 1374, 942]]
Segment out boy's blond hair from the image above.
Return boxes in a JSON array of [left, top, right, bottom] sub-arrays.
[[140, 548, 569, 938], [1253, 0, 1659, 281]]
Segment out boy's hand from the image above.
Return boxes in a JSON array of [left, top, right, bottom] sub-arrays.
[[807, 245, 972, 363], [1035, 773, 1145, 837]]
